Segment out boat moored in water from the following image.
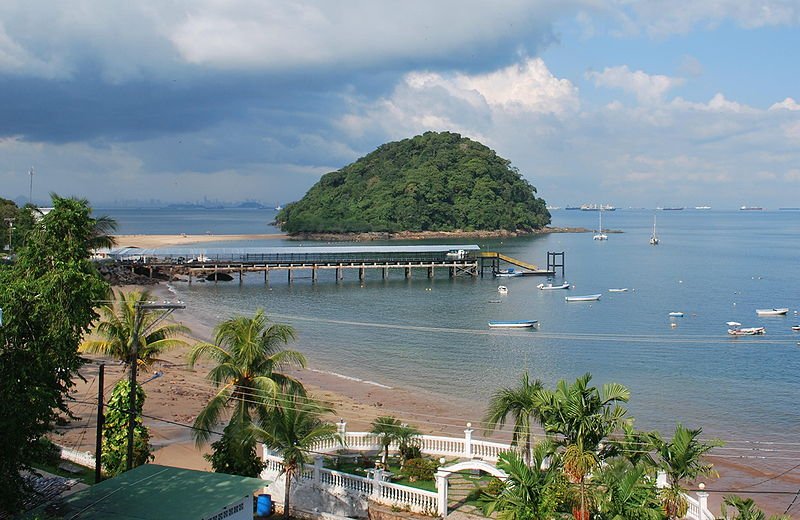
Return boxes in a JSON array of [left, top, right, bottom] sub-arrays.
[[608, 288, 628, 292], [537, 282, 570, 290], [726, 321, 765, 335], [669, 312, 685, 317], [756, 308, 789, 316], [497, 286, 508, 294], [488, 320, 538, 329], [566, 294, 602, 302]]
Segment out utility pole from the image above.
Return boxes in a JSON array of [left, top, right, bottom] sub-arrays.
[[126, 300, 185, 471], [4, 218, 13, 251], [95, 364, 105, 483], [28, 167, 34, 205]]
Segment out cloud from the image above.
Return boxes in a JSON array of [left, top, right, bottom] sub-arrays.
[[769, 97, 800, 111], [588, 65, 685, 104]]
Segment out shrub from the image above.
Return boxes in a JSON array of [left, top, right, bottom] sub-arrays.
[[400, 458, 437, 482]]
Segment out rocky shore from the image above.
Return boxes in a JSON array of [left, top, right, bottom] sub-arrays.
[[286, 226, 606, 242]]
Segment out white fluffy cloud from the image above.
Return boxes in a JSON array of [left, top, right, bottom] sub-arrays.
[[769, 98, 800, 111], [588, 65, 685, 104]]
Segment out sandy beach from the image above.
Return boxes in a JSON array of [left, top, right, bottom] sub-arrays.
[[54, 235, 799, 516]]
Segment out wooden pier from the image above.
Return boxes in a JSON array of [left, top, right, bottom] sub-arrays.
[[112, 245, 561, 285]]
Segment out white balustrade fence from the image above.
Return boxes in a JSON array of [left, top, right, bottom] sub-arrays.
[[259, 421, 714, 520]]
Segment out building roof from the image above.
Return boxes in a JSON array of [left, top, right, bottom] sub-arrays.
[[40, 464, 267, 519], [109, 244, 481, 258]]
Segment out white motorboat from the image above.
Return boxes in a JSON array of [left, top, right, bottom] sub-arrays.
[[668, 312, 685, 317], [488, 320, 538, 329], [497, 286, 508, 294], [791, 325, 800, 331], [537, 282, 570, 290], [726, 321, 766, 335], [566, 294, 601, 302], [608, 288, 628, 292], [755, 308, 789, 316]]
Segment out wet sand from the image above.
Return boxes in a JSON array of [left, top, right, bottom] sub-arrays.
[[55, 281, 799, 516]]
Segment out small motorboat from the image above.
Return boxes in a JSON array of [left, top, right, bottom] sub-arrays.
[[668, 312, 685, 317], [537, 282, 570, 290], [494, 268, 522, 278], [791, 325, 800, 332], [497, 286, 509, 294], [726, 321, 766, 336], [608, 288, 628, 293], [755, 308, 789, 316], [566, 294, 601, 302], [488, 320, 538, 329]]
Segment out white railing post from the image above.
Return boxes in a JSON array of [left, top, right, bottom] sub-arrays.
[[313, 456, 323, 483], [371, 468, 383, 500], [464, 422, 473, 459], [697, 483, 710, 519], [435, 463, 448, 517]]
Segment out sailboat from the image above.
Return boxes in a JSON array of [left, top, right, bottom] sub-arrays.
[[650, 215, 659, 245], [593, 209, 608, 240]]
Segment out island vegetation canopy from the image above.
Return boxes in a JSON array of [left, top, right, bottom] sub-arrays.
[[276, 132, 550, 234]]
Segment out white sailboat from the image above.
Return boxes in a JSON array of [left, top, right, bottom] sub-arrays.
[[650, 215, 659, 245], [593, 209, 607, 240]]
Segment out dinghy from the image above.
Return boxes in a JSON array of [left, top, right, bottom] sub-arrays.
[[488, 320, 538, 329], [537, 282, 570, 290], [565, 294, 601, 302], [755, 308, 789, 316]]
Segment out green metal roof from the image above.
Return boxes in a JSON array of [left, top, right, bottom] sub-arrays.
[[43, 464, 267, 519]]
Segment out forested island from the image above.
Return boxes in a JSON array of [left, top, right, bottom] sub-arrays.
[[275, 132, 550, 237]]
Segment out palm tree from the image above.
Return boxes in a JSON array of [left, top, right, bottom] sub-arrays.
[[188, 310, 306, 447], [370, 416, 403, 467], [649, 424, 719, 520], [721, 495, 791, 520], [89, 214, 118, 250], [594, 459, 662, 520], [484, 371, 547, 465], [80, 289, 190, 371], [395, 422, 421, 467], [539, 373, 631, 520], [481, 441, 567, 520], [254, 395, 340, 520]]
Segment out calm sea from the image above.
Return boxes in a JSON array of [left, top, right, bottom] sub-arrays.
[[102, 207, 800, 443]]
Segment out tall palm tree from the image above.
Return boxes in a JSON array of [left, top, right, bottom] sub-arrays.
[[80, 289, 190, 371], [254, 395, 340, 520], [481, 441, 567, 520], [483, 371, 547, 465], [370, 416, 403, 467], [539, 373, 630, 520], [649, 424, 719, 520], [89, 214, 118, 250], [188, 310, 306, 447], [594, 459, 663, 520]]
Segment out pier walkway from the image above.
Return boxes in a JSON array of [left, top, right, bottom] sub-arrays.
[[109, 244, 558, 283]]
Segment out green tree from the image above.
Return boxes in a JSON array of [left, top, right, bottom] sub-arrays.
[[80, 289, 190, 370], [188, 310, 306, 474], [0, 195, 108, 512], [484, 371, 546, 465], [101, 380, 153, 476], [370, 415, 403, 467], [720, 495, 791, 520], [594, 459, 663, 520], [204, 422, 266, 477], [395, 422, 422, 467], [649, 424, 719, 520], [481, 442, 568, 520], [254, 395, 340, 520], [539, 373, 630, 520]]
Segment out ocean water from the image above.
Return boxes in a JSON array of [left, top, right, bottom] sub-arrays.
[[105, 208, 800, 443]]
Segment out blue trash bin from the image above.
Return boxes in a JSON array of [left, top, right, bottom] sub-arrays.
[[256, 493, 273, 516]]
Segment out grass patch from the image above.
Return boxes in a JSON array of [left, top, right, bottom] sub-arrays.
[[323, 457, 438, 492], [31, 462, 96, 485]]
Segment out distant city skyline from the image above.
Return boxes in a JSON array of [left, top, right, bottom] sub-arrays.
[[1, 1, 798, 209]]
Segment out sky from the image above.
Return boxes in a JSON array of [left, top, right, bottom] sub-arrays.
[[0, 1, 799, 209]]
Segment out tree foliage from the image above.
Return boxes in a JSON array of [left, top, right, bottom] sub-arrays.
[[204, 422, 266, 478], [0, 195, 109, 512], [276, 131, 550, 233], [101, 380, 153, 476]]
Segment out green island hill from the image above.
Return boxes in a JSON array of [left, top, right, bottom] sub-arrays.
[[275, 131, 550, 237]]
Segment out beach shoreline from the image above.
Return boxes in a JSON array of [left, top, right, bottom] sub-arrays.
[[57, 281, 798, 516]]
